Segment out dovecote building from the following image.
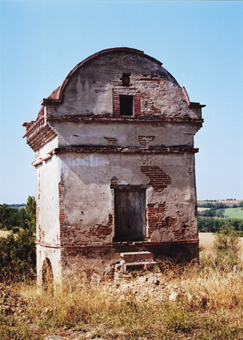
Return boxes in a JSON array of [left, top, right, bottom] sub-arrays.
[[23, 48, 204, 287]]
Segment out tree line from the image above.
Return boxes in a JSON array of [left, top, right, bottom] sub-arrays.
[[0, 196, 35, 233], [198, 216, 243, 235], [198, 201, 243, 209]]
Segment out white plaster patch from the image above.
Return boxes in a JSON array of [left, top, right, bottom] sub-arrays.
[[183, 189, 192, 202], [119, 180, 130, 185], [66, 155, 109, 167]]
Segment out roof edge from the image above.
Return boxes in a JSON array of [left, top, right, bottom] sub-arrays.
[[189, 102, 206, 109]]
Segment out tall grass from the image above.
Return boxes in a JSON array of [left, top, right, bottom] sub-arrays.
[[1, 228, 243, 339], [1, 259, 243, 340]]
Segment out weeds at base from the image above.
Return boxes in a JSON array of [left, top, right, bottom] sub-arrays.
[[1, 264, 243, 340]]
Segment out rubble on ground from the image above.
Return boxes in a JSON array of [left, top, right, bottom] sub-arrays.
[[106, 271, 210, 307]]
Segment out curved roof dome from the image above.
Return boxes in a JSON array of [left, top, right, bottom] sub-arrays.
[[42, 47, 175, 105], [24, 47, 204, 139]]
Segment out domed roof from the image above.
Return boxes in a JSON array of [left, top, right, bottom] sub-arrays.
[[23, 47, 204, 141], [42, 47, 165, 105]]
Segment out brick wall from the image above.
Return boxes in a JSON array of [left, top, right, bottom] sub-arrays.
[[141, 165, 172, 192], [138, 136, 155, 148], [59, 179, 66, 239]]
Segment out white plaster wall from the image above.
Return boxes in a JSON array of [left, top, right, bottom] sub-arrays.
[[59, 152, 197, 243], [52, 121, 199, 148], [36, 155, 61, 244], [38, 137, 58, 159]]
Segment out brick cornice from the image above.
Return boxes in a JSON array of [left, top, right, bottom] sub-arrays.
[[47, 114, 203, 125], [36, 239, 198, 249], [54, 145, 199, 155], [26, 124, 57, 152]]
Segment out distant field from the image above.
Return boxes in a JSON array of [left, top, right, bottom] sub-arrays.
[[199, 232, 243, 258], [0, 230, 11, 238], [199, 233, 215, 253], [223, 207, 243, 219]]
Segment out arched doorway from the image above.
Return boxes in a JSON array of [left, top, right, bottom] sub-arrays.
[[42, 258, 53, 291]]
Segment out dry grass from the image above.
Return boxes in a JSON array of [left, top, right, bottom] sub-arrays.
[[1, 262, 243, 340], [1, 232, 243, 338]]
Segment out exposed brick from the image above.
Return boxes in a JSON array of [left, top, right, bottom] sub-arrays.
[[104, 137, 118, 144], [89, 214, 113, 239], [110, 176, 118, 185], [113, 90, 120, 117], [26, 124, 57, 152], [138, 136, 155, 148], [59, 179, 65, 228], [141, 165, 172, 192], [134, 95, 141, 115], [147, 203, 178, 238]]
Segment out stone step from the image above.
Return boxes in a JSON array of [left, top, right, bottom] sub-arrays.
[[120, 251, 154, 263], [124, 261, 157, 272], [116, 261, 157, 273]]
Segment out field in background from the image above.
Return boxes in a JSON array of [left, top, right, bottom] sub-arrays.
[[199, 232, 215, 253], [224, 207, 243, 219], [198, 207, 243, 219], [0, 230, 11, 238], [199, 232, 243, 257]]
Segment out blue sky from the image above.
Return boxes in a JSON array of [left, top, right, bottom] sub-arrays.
[[0, 1, 242, 204]]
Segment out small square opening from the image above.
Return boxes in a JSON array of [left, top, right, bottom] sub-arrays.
[[120, 95, 133, 116], [121, 73, 130, 86]]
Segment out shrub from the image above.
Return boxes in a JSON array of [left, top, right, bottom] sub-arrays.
[[0, 229, 36, 282], [213, 224, 241, 269]]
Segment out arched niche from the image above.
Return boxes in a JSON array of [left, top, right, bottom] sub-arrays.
[[42, 257, 54, 291]]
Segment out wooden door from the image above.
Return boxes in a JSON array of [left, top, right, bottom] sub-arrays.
[[114, 189, 145, 242]]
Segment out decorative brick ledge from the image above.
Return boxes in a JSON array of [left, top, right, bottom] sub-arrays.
[[36, 239, 199, 249], [47, 114, 203, 125], [54, 145, 199, 155]]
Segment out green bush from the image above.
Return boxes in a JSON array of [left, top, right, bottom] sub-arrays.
[[12, 226, 20, 234], [0, 228, 36, 282]]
